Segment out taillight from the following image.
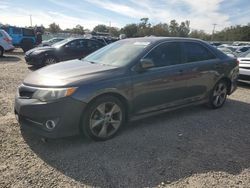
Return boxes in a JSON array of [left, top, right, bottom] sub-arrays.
[[236, 59, 239, 65], [4, 37, 12, 44]]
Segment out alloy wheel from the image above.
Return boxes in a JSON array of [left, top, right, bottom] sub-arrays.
[[89, 102, 122, 138], [212, 82, 227, 107], [45, 57, 57, 65]]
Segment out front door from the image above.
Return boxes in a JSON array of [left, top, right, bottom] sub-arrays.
[[131, 42, 190, 115]]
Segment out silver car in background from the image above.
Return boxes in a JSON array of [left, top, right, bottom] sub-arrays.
[[238, 50, 250, 80], [0, 29, 15, 57]]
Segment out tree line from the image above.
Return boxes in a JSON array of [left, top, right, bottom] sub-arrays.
[[46, 18, 250, 41]]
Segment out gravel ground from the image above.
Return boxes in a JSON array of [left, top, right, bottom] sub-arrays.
[[0, 50, 250, 188]]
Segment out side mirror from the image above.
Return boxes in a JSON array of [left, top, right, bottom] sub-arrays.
[[226, 53, 236, 58], [141, 58, 155, 68], [134, 58, 155, 73], [64, 44, 69, 48]]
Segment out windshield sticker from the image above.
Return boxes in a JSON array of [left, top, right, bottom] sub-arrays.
[[133, 42, 150, 46]]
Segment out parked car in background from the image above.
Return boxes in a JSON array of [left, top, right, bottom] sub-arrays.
[[25, 38, 105, 67], [15, 37, 239, 141], [209, 41, 222, 47], [39, 37, 65, 47], [235, 46, 250, 55], [217, 47, 236, 58], [0, 29, 15, 57], [238, 49, 250, 80], [1, 26, 37, 52]]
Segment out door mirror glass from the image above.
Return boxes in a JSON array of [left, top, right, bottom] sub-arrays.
[[140, 58, 155, 69]]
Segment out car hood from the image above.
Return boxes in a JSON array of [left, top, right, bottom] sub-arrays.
[[25, 46, 55, 55], [23, 59, 120, 87]]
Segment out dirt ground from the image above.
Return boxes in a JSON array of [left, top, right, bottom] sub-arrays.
[[0, 49, 250, 188]]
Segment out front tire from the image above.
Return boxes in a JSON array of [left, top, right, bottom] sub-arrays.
[[44, 56, 57, 66], [208, 80, 228, 109], [20, 39, 34, 52], [81, 96, 125, 141]]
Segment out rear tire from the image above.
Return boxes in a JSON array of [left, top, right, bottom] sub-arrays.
[[208, 80, 228, 109], [21, 39, 34, 52], [0, 47, 4, 57], [81, 96, 125, 141]]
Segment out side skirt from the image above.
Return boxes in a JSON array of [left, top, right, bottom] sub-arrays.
[[129, 99, 208, 122]]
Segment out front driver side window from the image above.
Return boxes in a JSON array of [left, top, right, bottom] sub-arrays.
[[144, 42, 182, 68]]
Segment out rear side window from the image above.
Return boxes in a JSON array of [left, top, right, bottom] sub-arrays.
[[23, 29, 34, 36], [184, 42, 216, 62], [0, 32, 2, 37], [67, 40, 87, 49], [87, 40, 103, 51], [12, 27, 22, 34], [145, 42, 182, 68]]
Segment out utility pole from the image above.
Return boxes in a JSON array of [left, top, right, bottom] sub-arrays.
[[212, 23, 217, 41], [30, 15, 32, 27], [109, 21, 111, 36]]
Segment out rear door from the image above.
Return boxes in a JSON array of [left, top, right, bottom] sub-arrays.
[[181, 41, 221, 101], [61, 39, 87, 61], [86, 40, 104, 55]]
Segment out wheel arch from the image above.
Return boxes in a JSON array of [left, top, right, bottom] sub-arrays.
[[218, 77, 232, 94], [85, 92, 130, 122]]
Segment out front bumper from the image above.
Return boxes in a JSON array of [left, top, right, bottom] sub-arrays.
[[25, 55, 43, 65], [15, 96, 87, 138]]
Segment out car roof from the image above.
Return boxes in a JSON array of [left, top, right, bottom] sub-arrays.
[[123, 37, 205, 43]]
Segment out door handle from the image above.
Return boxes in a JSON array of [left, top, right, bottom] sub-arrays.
[[214, 63, 222, 69], [178, 69, 184, 74]]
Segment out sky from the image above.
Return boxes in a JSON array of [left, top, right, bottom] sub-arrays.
[[0, 0, 249, 33]]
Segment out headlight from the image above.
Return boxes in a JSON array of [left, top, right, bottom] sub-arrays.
[[32, 87, 77, 101], [31, 50, 46, 55]]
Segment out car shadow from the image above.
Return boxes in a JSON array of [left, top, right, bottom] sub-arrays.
[[0, 55, 22, 63], [21, 98, 250, 187], [238, 80, 250, 88], [5, 49, 24, 56], [28, 65, 41, 71]]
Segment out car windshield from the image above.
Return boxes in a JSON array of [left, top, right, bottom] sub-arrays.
[[52, 38, 72, 48], [239, 50, 250, 58], [83, 40, 150, 67]]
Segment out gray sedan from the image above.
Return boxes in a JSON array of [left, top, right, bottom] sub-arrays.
[[15, 37, 239, 141]]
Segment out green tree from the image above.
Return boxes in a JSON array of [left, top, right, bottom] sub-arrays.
[[93, 24, 109, 33], [169, 20, 179, 36], [109, 27, 120, 37], [152, 23, 169, 36], [189, 29, 211, 40], [138, 17, 152, 36], [72, 24, 85, 35], [178, 21, 190, 37], [48, 22, 61, 33], [121, 24, 138, 38]]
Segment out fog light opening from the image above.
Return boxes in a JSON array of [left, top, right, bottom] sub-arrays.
[[45, 120, 56, 130]]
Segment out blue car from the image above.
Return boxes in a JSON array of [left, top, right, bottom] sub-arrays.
[[1, 26, 37, 52]]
